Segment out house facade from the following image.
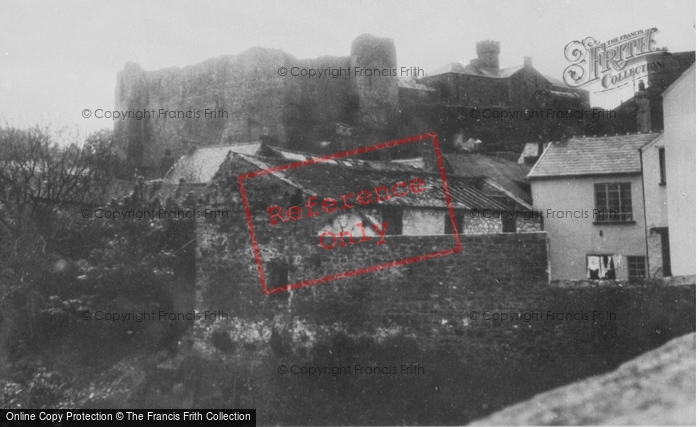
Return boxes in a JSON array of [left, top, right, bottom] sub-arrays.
[[661, 63, 695, 276], [640, 134, 670, 277], [528, 133, 661, 280]]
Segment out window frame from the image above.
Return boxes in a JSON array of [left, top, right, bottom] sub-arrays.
[[593, 182, 634, 223], [627, 256, 647, 279]]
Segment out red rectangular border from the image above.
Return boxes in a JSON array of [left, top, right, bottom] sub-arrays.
[[238, 132, 462, 295]]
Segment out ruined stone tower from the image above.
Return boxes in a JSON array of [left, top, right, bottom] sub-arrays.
[[350, 34, 399, 142]]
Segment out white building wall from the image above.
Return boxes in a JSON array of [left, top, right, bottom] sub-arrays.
[[531, 175, 646, 280], [663, 65, 696, 276], [403, 209, 445, 235], [641, 136, 668, 277]]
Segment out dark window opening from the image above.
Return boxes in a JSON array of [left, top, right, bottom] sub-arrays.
[[444, 213, 464, 234], [628, 256, 646, 279], [289, 188, 304, 208], [501, 216, 517, 233], [268, 258, 289, 290], [656, 227, 672, 277], [382, 208, 403, 235], [587, 254, 618, 280], [658, 147, 666, 185], [594, 182, 633, 222]]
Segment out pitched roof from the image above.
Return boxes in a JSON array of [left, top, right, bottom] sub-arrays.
[[235, 153, 530, 211], [442, 153, 532, 203], [527, 133, 662, 179], [257, 145, 425, 173], [542, 74, 569, 88], [163, 142, 261, 184], [429, 62, 518, 78]]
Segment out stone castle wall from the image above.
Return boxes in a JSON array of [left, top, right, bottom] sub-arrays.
[[114, 35, 398, 171]]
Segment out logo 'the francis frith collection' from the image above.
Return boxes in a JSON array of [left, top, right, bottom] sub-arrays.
[[563, 27, 665, 91]]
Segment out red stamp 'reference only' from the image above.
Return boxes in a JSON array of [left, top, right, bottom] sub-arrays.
[[238, 132, 462, 295]]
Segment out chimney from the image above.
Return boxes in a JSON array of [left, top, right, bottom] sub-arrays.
[[524, 56, 533, 68], [635, 80, 651, 133], [475, 40, 500, 74]]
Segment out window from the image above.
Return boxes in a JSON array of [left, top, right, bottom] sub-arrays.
[[658, 147, 666, 185], [594, 183, 633, 222], [444, 213, 464, 234], [501, 217, 517, 233], [381, 207, 403, 235], [628, 256, 646, 279], [268, 258, 289, 290]]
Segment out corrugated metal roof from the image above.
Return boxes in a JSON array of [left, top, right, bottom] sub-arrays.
[[528, 133, 661, 179], [237, 154, 528, 211], [443, 153, 532, 203]]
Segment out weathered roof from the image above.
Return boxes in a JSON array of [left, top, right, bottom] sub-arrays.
[[237, 153, 530, 211], [528, 133, 661, 179], [163, 142, 261, 184], [443, 153, 532, 203], [257, 145, 426, 173]]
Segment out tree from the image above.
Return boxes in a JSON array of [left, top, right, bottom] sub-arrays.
[[0, 126, 117, 243]]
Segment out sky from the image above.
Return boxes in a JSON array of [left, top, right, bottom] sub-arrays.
[[0, 0, 696, 137]]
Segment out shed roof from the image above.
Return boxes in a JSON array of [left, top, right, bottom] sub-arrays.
[[235, 153, 530, 211], [443, 153, 532, 203]]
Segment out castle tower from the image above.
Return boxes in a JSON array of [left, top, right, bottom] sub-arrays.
[[475, 40, 500, 74], [350, 34, 399, 143]]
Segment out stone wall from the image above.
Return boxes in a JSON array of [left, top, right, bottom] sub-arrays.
[[114, 35, 398, 171], [188, 152, 695, 424]]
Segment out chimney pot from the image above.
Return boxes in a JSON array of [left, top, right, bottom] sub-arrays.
[[524, 56, 533, 67]]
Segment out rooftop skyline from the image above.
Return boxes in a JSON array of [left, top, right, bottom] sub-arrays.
[[0, 0, 695, 136]]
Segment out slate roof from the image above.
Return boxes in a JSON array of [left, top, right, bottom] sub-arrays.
[[163, 142, 261, 184], [527, 133, 662, 179], [443, 153, 532, 203], [236, 153, 530, 211], [428, 62, 513, 78], [428, 62, 569, 88]]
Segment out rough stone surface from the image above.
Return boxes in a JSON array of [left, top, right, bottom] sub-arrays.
[[470, 332, 696, 426], [114, 35, 398, 169]]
